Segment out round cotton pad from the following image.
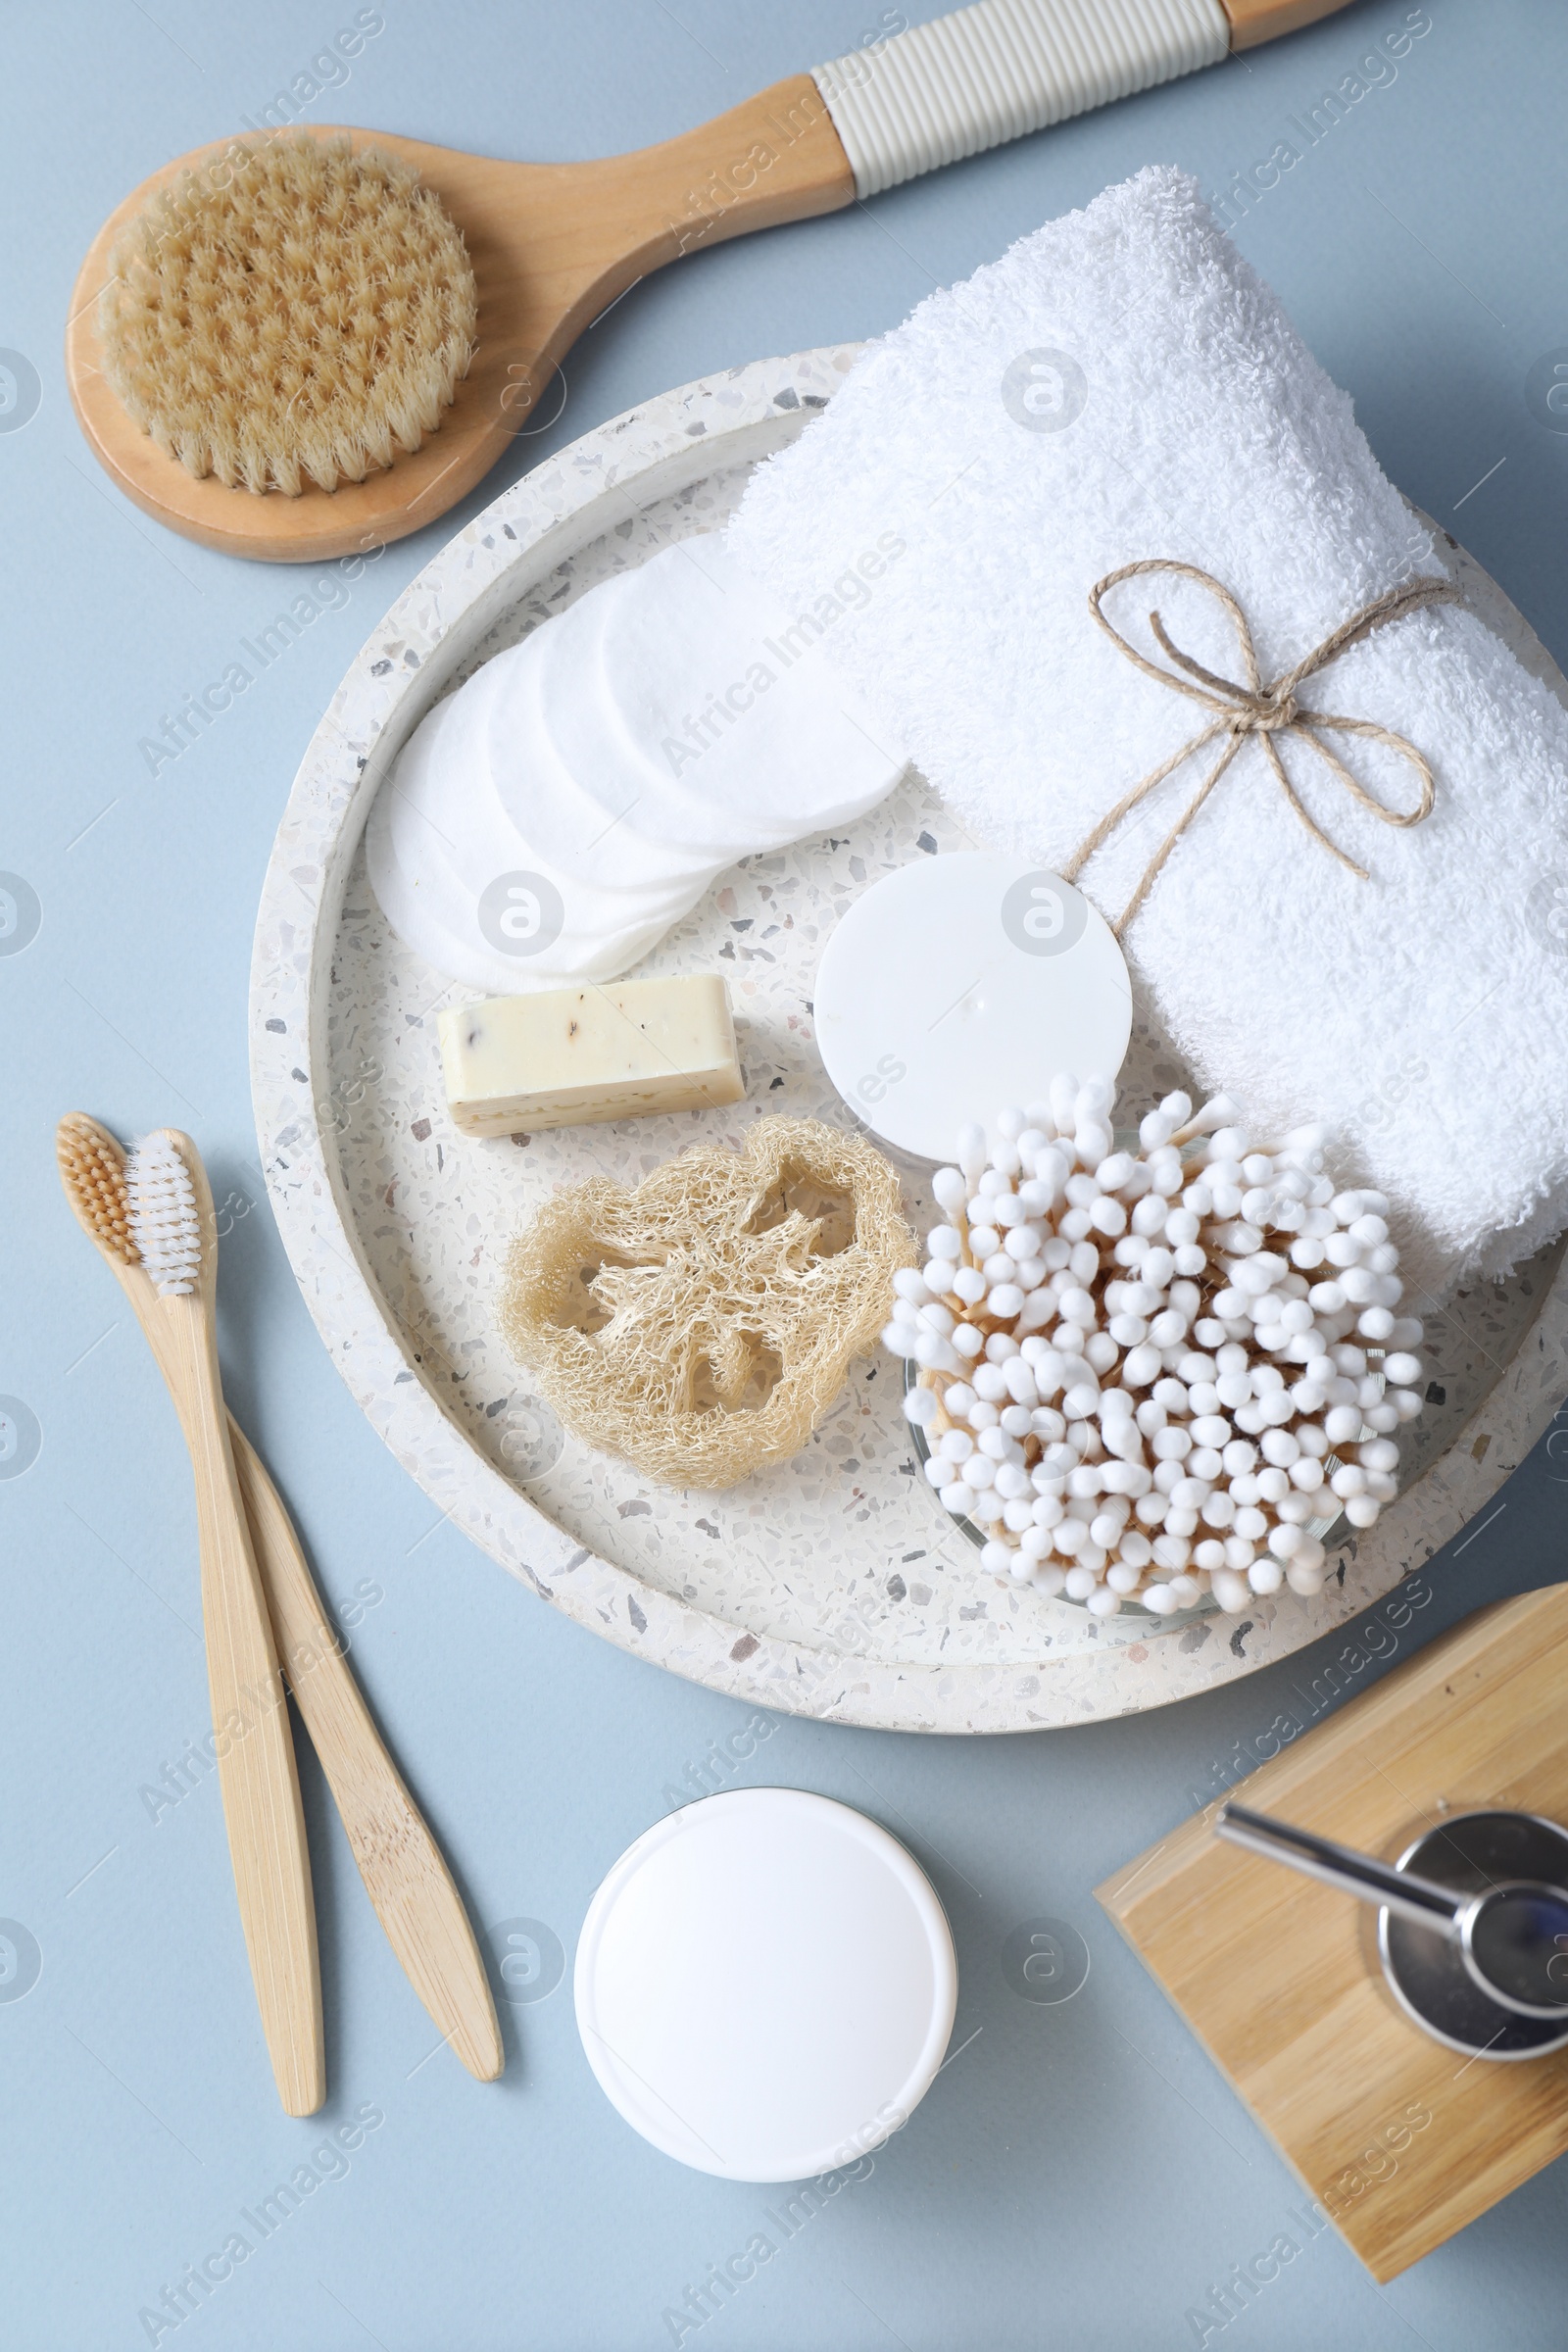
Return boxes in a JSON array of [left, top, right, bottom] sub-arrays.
[[484, 622, 723, 892], [367, 535, 909, 992], [371, 672, 695, 986], [573, 1788, 956, 2182], [365, 791, 676, 990], [392, 660, 689, 922], [813, 854, 1133, 1159], [550, 583, 754, 861], [364, 756, 481, 983], [595, 537, 906, 840]]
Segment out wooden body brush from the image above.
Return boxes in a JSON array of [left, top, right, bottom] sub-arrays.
[[66, 0, 1353, 564], [58, 1116, 503, 2098]]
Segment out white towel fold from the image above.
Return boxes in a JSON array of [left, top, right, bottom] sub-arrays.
[[726, 166, 1568, 1299]]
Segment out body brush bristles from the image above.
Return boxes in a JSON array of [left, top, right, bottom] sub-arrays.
[[125, 1134, 203, 1297], [98, 131, 478, 496]]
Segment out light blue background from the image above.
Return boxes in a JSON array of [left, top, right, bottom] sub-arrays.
[[5, 3, 1568, 2344]]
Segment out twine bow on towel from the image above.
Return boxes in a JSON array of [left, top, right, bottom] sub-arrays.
[[1062, 560, 1460, 935]]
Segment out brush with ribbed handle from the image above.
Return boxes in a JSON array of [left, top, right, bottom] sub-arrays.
[[58, 1114, 503, 2086], [66, 0, 1353, 564]]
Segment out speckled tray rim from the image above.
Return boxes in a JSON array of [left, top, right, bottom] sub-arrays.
[[250, 346, 1568, 1735]]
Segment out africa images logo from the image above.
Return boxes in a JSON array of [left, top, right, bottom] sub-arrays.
[[1000, 870, 1090, 957], [1001, 1917, 1091, 2004], [0, 350, 41, 433], [1524, 349, 1568, 435], [0, 1396, 42, 1480], [1001, 349, 1088, 435], [1526, 871, 1568, 954], [0, 872, 41, 956], [477, 870, 565, 957], [0, 1921, 42, 2003]]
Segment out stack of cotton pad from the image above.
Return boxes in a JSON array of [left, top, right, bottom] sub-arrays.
[[726, 167, 1568, 1299], [367, 536, 906, 992]]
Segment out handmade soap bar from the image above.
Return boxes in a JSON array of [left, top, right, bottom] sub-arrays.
[[437, 974, 744, 1136]]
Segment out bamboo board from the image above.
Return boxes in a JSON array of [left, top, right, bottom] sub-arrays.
[[1097, 1585, 1568, 2280]]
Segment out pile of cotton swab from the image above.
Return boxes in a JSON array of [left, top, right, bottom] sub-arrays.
[[882, 1078, 1425, 1618]]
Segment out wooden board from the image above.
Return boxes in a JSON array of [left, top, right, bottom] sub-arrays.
[[1097, 1585, 1568, 2280]]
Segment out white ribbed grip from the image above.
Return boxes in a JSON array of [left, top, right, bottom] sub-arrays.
[[812, 0, 1231, 199]]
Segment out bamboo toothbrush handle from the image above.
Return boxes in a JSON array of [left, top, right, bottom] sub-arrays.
[[161, 1304, 324, 2117], [228, 1421, 504, 2082]]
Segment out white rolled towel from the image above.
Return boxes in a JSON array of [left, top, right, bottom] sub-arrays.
[[726, 165, 1568, 1300]]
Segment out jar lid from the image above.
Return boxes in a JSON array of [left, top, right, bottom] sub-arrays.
[[813, 853, 1131, 1159], [573, 1788, 957, 2180]]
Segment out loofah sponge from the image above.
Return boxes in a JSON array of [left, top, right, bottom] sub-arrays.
[[99, 132, 477, 496], [499, 1118, 915, 1489]]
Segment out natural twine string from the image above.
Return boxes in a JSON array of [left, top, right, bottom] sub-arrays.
[[1062, 560, 1461, 936]]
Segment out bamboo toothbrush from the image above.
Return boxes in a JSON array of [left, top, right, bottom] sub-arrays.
[[229, 1437, 502, 2082], [58, 1115, 504, 2085], [59, 1119, 323, 2113], [66, 0, 1354, 564]]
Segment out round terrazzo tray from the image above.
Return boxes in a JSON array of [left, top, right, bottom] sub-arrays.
[[250, 346, 1568, 1734]]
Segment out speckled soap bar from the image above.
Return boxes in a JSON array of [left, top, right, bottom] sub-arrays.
[[437, 973, 744, 1136]]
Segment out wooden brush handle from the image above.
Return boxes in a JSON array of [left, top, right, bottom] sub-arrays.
[[587, 75, 854, 266], [1221, 0, 1356, 49], [229, 1422, 503, 2082]]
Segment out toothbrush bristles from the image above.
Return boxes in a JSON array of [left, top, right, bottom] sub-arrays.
[[125, 1134, 202, 1297], [56, 1117, 138, 1264]]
